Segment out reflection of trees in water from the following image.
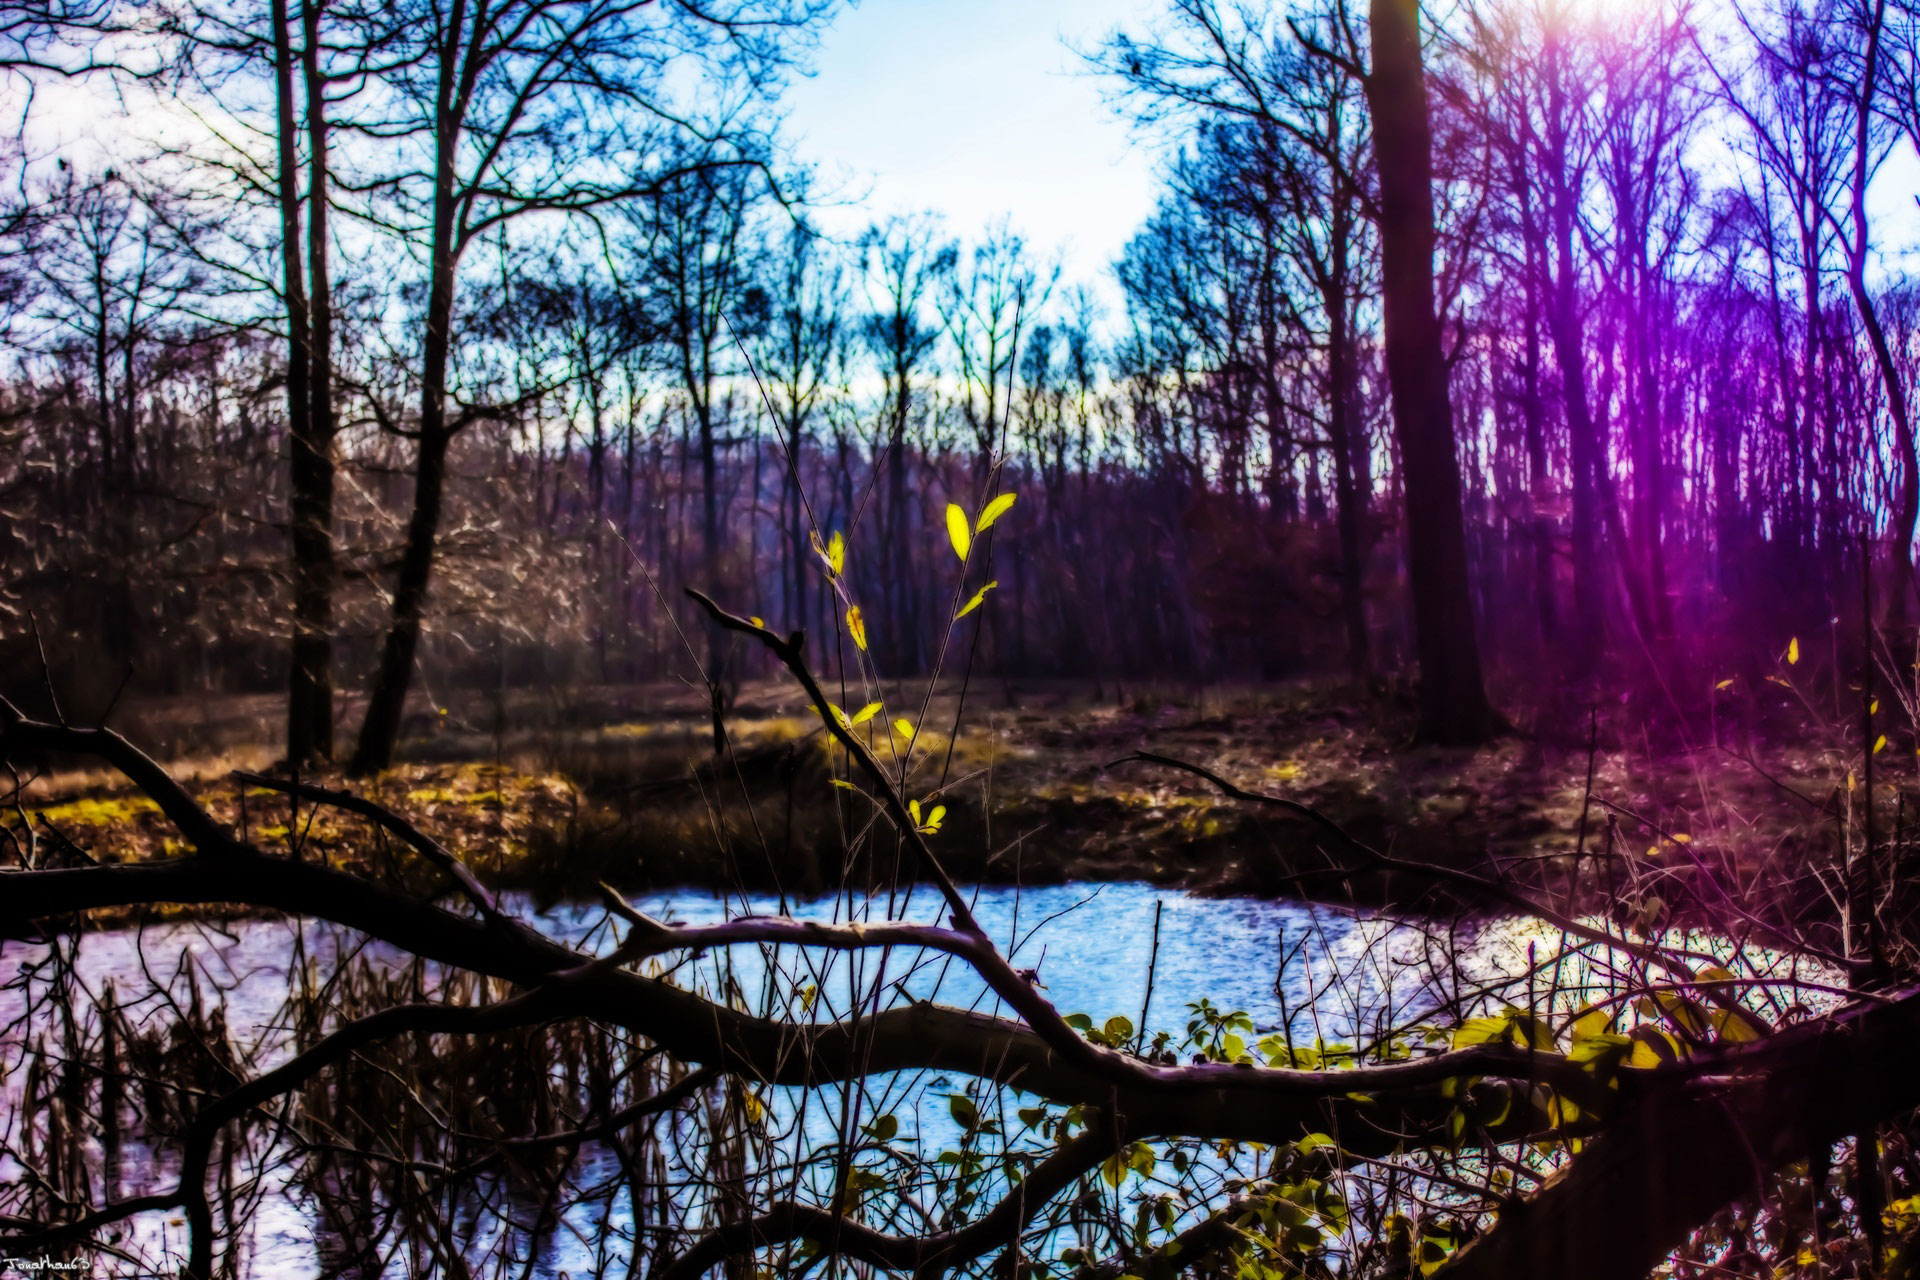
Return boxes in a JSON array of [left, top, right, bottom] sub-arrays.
[[4, 678, 1915, 1280]]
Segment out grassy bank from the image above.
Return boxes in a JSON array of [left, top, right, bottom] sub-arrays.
[[6, 679, 1862, 924]]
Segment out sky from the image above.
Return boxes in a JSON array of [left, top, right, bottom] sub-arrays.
[[778, 0, 1169, 307]]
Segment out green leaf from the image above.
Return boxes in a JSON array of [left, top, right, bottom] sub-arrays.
[[1283, 1223, 1324, 1252], [949, 1093, 980, 1130], [945, 503, 971, 561], [975, 492, 1017, 533]]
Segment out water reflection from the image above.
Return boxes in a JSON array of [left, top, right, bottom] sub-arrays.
[[2, 883, 1825, 1277]]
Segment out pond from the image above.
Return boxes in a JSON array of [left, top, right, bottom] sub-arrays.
[[0, 882, 1776, 1277]]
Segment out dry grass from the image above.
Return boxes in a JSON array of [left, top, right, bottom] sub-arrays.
[[6, 677, 1874, 918]]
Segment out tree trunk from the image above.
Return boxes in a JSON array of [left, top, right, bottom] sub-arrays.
[[285, 0, 337, 766], [351, 128, 459, 775], [1363, 0, 1498, 744], [1437, 988, 1920, 1280], [1327, 264, 1370, 681], [1543, 47, 1606, 673], [1848, 0, 1918, 626], [787, 415, 806, 634], [1521, 227, 1557, 647]]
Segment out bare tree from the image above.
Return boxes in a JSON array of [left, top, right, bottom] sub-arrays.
[[860, 212, 956, 671], [346, 0, 826, 773], [1364, 0, 1500, 741], [750, 215, 846, 636]]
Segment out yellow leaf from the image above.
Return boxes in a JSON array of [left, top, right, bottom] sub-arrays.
[[1715, 678, 1734, 691], [974, 492, 1017, 533], [920, 804, 947, 834], [1874, 734, 1888, 754], [909, 799, 923, 826], [749, 616, 764, 629], [812, 529, 846, 576], [1570, 1005, 1611, 1041], [1627, 1028, 1681, 1067], [955, 580, 999, 620], [1787, 636, 1800, 665], [850, 701, 882, 726], [945, 503, 971, 561], [1871, 698, 1880, 715], [1671, 833, 1691, 844], [893, 717, 914, 738], [1711, 1006, 1766, 1043], [846, 605, 868, 652], [1450, 1016, 1509, 1048]]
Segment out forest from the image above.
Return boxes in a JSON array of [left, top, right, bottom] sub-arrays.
[[4, 0, 1920, 1274]]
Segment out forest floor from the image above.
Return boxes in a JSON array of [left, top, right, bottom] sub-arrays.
[[8, 673, 1875, 920]]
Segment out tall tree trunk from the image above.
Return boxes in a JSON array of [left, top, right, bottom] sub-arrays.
[[1327, 262, 1370, 681], [1543, 46, 1606, 673], [1848, 0, 1918, 625], [1363, 0, 1498, 744], [787, 414, 806, 633], [697, 388, 726, 701], [351, 125, 459, 776], [1521, 226, 1557, 647], [1631, 273, 1673, 640], [286, 0, 337, 766], [887, 374, 914, 671]]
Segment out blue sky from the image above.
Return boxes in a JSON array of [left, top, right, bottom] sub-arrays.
[[779, 0, 1168, 304]]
